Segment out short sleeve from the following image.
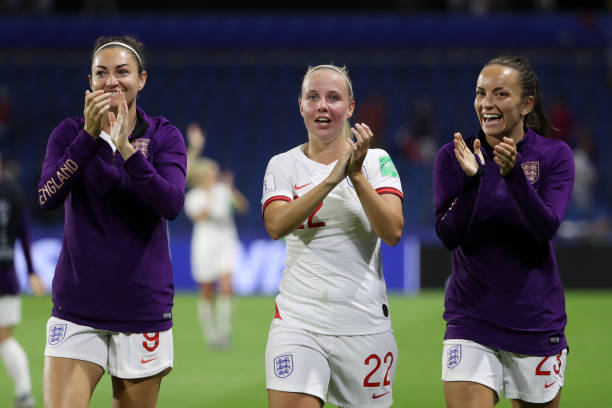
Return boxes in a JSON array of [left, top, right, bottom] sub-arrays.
[[366, 149, 403, 201], [261, 153, 293, 213]]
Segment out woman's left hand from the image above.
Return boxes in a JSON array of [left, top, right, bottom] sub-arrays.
[[347, 123, 373, 177], [494, 137, 517, 176], [108, 90, 136, 160]]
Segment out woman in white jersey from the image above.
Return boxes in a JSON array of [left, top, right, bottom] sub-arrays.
[[185, 154, 248, 348], [261, 64, 404, 408]]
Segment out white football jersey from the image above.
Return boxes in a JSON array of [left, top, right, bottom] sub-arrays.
[[185, 183, 239, 272], [261, 144, 403, 335]]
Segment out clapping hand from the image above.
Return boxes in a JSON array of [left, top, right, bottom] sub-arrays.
[[347, 123, 373, 178], [186, 122, 206, 154], [453, 132, 484, 177], [83, 89, 111, 138], [493, 137, 517, 176], [108, 90, 135, 160]]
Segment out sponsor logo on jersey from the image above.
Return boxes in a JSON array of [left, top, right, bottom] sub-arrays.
[[264, 172, 276, 193], [549, 336, 560, 344], [379, 156, 398, 177], [132, 138, 151, 158], [521, 161, 540, 184], [273, 353, 294, 378], [447, 344, 461, 369], [48, 323, 67, 345]]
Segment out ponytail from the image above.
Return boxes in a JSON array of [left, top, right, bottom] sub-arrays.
[[485, 56, 552, 138]]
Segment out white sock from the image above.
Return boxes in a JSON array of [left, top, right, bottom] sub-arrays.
[[197, 299, 217, 345], [216, 295, 232, 345], [0, 337, 32, 397]]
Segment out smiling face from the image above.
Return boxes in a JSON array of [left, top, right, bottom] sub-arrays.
[[89, 46, 146, 110], [299, 68, 354, 144], [475, 64, 534, 143]]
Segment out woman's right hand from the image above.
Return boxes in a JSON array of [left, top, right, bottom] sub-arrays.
[[186, 122, 206, 153], [325, 142, 354, 186], [453, 132, 484, 177], [83, 89, 111, 138]]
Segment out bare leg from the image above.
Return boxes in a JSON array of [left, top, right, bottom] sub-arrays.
[[0, 325, 13, 342], [43, 356, 104, 408], [111, 369, 170, 408], [199, 282, 215, 301], [444, 381, 496, 408], [268, 390, 323, 408], [218, 272, 232, 297], [511, 389, 562, 408]]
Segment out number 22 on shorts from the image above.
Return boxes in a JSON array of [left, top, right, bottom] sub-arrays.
[[363, 352, 394, 387]]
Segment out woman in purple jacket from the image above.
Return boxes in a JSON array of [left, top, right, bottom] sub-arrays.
[[38, 36, 186, 408], [434, 56, 574, 408]]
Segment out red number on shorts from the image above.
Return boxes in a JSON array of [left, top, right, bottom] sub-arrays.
[[536, 351, 563, 376], [364, 352, 395, 388], [363, 354, 382, 387], [294, 197, 326, 229], [142, 332, 159, 352], [383, 352, 394, 386], [553, 351, 562, 375], [535, 356, 551, 376]]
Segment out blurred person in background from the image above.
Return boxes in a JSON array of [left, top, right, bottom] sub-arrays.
[[184, 123, 249, 349], [0, 155, 45, 408], [262, 64, 404, 408], [37, 35, 186, 408], [434, 56, 574, 408], [559, 124, 611, 241]]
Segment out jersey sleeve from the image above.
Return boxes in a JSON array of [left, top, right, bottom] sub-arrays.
[[505, 141, 575, 242], [366, 149, 403, 201], [37, 119, 101, 210], [433, 142, 482, 250], [123, 122, 186, 221], [261, 153, 293, 214]]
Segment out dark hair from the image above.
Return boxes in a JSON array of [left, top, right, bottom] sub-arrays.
[[484, 55, 552, 138], [91, 35, 146, 74]]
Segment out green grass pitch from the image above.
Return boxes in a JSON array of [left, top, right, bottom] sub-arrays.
[[1, 291, 609, 407]]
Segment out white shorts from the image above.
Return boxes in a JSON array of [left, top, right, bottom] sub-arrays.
[[0, 295, 21, 327], [191, 235, 237, 283], [442, 339, 567, 404], [265, 319, 397, 408], [44, 316, 173, 379]]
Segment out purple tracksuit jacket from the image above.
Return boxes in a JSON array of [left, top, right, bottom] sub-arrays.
[[38, 106, 186, 333], [434, 128, 575, 355]]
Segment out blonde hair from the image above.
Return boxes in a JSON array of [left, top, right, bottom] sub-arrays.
[[186, 157, 218, 188], [301, 64, 354, 139]]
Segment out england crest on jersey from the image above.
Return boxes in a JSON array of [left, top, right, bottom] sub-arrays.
[[521, 161, 540, 184], [48, 323, 67, 345], [447, 344, 462, 369], [273, 353, 294, 378]]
